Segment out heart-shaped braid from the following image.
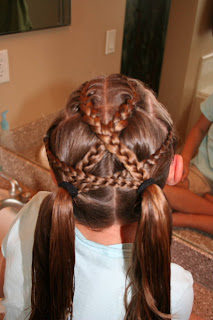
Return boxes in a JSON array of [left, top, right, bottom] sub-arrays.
[[79, 82, 145, 181]]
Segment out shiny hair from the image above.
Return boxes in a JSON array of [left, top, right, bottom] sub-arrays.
[[30, 74, 177, 320]]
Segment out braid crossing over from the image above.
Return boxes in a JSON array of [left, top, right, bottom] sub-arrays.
[[44, 78, 174, 193]]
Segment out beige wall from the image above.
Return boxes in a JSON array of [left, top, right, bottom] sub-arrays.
[[0, 0, 126, 129], [158, 0, 213, 139]]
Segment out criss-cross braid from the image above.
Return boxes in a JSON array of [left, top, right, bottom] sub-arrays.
[[45, 136, 141, 192], [75, 141, 106, 172], [45, 79, 174, 193], [44, 133, 144, 192]]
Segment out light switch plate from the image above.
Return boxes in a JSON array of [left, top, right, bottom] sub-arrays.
[[105, 30, 117, 55]]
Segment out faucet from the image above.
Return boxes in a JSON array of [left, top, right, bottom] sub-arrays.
[[0, 169, 31, 210], [0, 171, 23, 198]]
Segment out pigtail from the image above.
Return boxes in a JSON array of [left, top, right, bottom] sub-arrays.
[[125, 184, 172, 320], [49, 188, 75, 319], [30, 194, 52, 320], [30, 188, 75, 320]]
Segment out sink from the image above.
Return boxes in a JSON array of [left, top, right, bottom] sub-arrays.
[[0, 189, 20, 244]]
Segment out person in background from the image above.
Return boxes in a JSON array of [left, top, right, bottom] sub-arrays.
[[0, 74, 193, 320], [164, 94, 213, 234]]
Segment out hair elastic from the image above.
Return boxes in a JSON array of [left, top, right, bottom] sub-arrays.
[[58, 181, 78, 198], [137, 178, 156, 196]]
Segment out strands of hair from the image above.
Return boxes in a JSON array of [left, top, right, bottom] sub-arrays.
[[30, 74, 178, 320]]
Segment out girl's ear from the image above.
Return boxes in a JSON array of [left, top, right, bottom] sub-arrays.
[[166, 155, 183, 186]]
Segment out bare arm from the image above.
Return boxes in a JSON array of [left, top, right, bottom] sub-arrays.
[[181, 114, 212, 181], [173, 213, 213, 234], [0, 247, 5, 298]]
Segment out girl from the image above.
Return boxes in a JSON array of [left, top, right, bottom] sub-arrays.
[[0, 74, 193, 319]]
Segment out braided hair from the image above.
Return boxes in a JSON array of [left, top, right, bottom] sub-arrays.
[[30, 74, 177, 320]]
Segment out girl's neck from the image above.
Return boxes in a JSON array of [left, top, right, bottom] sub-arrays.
[[75, 221, 138, 245]]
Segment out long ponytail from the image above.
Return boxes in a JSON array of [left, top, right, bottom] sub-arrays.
[[125, 184, 172, 319], [30, 188, 75, 320]]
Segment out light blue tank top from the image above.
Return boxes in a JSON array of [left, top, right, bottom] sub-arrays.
[[73, 227, 193, 320], [191, 93, 213, 181], [1, 192, 193, 320]]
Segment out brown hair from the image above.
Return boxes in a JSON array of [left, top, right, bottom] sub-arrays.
[[30, 74, 177, 319]]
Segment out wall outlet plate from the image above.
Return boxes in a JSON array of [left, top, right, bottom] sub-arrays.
[[0, 49, 10, 84]]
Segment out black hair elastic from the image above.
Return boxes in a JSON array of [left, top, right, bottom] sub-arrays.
[[58, 181, 78, 198], [137, 178, 156, 197]]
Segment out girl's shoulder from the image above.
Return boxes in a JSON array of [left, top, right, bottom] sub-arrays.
[[171, 263, 193, 318], [1, 191, 50, 258], [171, 262, 193, 286]]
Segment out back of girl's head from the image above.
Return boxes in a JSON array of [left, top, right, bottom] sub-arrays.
[[30, 74, 177, 320], [46, 74, 176, 226]]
